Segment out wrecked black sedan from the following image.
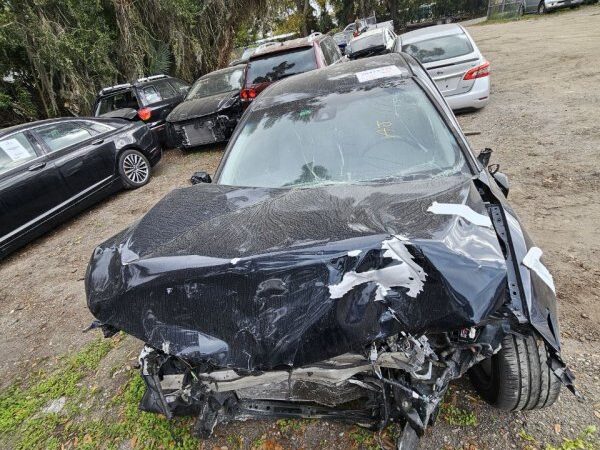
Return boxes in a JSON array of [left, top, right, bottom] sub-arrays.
[[166, 64, 246, 149], [86, 54, 576, 448]]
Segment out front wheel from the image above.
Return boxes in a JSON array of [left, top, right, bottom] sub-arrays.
[[119, 149, 151, 189], [469, 334, 561, 411]]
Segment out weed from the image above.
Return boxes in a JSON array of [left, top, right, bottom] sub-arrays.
[[546, 425, 598, 450], [276, 418, 303, 434], [349, 426, 378, 450], [441, 403, 478, 427]]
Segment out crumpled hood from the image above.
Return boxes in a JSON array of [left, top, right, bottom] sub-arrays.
[[167, 90, 239, 123], [86, 176, 508, 370]]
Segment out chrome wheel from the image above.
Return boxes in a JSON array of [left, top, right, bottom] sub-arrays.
[[122, 152, 149, 184]]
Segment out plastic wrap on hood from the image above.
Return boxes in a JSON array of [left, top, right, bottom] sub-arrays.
[[86, 175, 509, 371]]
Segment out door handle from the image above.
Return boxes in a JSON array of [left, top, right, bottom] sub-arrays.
[[91, 139, 104, 145], [28, 162, 46, 171]]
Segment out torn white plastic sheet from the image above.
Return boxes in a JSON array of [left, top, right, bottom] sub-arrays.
[[356, 65, 403, 83], [329, 236, 426, 300], [522, 246, 555, 293], [427, 201, 493, 229]]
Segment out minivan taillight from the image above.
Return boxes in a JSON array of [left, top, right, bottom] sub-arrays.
[[240, 88, 257, 101], [463, 61, 490, 80], [138, 107, 152, 121]]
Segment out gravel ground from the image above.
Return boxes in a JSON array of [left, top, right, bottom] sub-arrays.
[[1, 5, 599, 449]]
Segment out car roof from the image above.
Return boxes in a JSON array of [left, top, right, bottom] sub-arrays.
[[249, 35, 323, 59], [399, 24, 465, 45], [252, 53, 414, 110], [0, 117, 103, 137], [198, 64, 246, 81], [351, 28, 387, 42], [97, 75, 180, 98]]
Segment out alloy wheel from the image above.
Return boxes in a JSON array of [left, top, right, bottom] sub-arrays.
[[122, 153, 149, 184]]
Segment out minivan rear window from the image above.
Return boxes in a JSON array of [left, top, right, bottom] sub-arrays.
[[246, 48, 317, 85], [402, 33, 474, 64]]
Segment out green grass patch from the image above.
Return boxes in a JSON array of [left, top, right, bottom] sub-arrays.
[[0, 337, 116, 441], [441, 403, 478, 426], [546, 425, 598, 450], [0, 333, 202, 449], [276, 418, 304, 434]]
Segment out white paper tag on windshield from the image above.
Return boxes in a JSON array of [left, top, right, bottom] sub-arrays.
[[0, 138, 32, 161], [356, 65, 403, 83]]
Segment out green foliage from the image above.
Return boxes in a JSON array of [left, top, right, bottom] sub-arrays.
[[441, 403, 478, 426], [0, 337, 117, 448], [546, 426, 599, 450], [0, 0, 269, 126]]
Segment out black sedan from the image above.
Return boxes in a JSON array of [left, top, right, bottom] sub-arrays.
[[86, 54, 576, 448], [0, 117, 161, 259], [166, 64, 246, 149]]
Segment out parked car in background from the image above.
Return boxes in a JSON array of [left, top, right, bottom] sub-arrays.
[[346, 28, 397, 60], [524, 0, 582, 14], [87, 54, 575, 449], [166, 65, 246, 149], [93, 74, 190, 144], [397, 24, 490, 111], [241, 33, 342, 109], [229, 47, 257, 66], [333, 16, 394, 53], [0, 117, 161, 259]]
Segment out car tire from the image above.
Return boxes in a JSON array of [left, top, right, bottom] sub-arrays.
[[469, 334, 561, 411], [538, 1, 547, 13], [118, 149, 151, 189]]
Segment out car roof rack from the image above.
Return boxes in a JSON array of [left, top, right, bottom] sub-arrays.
[[99, 83, 132, 96], [136, 74, 169, 83]]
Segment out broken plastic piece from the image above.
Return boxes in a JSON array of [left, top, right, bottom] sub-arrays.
[[522, 246, 555, 294], [427, 201, 493, 228]]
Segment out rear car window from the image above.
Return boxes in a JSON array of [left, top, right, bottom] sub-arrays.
[[0, 132, 38, 175], [348, 33, 385, 55], [246, 48, 317, 85], [219, 81, 469, 188], [95, 90, 139, 115], [187, 68, 244, 99], [402, 33, 474, 64]]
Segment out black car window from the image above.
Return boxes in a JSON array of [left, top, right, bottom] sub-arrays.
[[219, 81, 469, 188], [246, 48, 317, 85], [402, 33, 474, 64], [0, 132, 39, 175], [83, 121, 116, 135], [187, 68, 245, 99], [140, 85, 161, 104], [169, 78, 190, 95], [36, 122, 95, 153], [95, 90, 139, 115]]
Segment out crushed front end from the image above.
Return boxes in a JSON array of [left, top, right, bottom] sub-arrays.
[[86, 177, 578, 447]]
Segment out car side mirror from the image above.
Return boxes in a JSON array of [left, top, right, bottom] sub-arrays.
[[477, 148, 492, 167], [190, 171, 212, 184]]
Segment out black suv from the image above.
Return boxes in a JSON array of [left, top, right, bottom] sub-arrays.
[[93, 75, 190, 144]]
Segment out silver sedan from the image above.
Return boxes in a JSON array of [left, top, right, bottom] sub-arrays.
[[397, 24, 490, 111]]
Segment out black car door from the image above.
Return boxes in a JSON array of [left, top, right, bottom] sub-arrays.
[[0, 130, 69, 240], [32, 120, 117, 196]]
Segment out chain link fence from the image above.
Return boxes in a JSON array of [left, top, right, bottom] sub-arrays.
[[487, 0, 525, 18]]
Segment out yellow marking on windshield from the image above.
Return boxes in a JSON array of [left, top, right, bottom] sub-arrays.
[[376, 121, 398, 138]]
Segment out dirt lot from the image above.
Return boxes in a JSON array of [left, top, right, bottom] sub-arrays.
[[1, 6, 599, 449]]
